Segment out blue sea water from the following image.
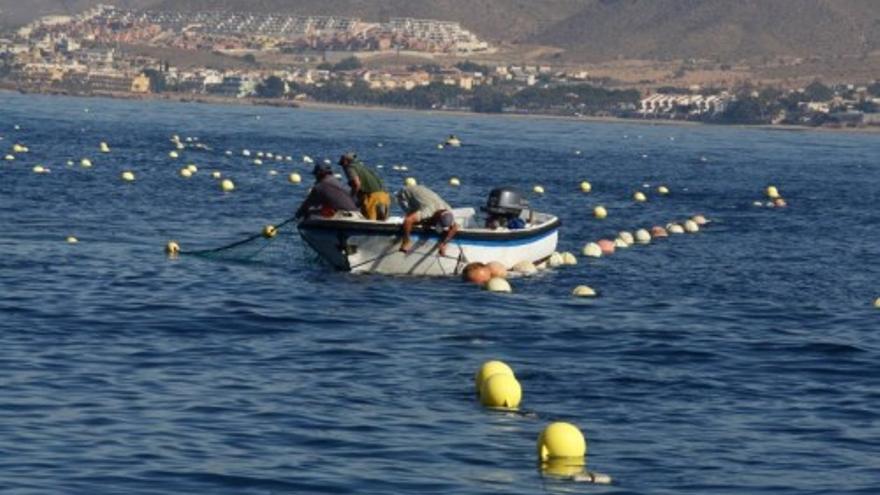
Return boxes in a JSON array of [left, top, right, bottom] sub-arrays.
[[0, 92, 878, 494]]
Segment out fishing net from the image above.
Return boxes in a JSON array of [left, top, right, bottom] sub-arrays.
[[180, 216, 309, 266]]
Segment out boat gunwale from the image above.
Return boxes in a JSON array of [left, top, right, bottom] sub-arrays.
[[298, 215, 561, 241]]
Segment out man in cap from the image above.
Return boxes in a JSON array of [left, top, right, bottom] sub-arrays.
[[294, 163, 359, 220], [396, 184, 459, 256], [339, 153, 390, 221]]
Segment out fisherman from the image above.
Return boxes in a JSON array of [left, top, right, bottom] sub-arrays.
[[338, 153, 390, 220], [294, 163, 359, 220], [396, 184, 459, 256]]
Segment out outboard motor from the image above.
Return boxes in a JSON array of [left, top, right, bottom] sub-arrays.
[[484, 187, 529, 229]]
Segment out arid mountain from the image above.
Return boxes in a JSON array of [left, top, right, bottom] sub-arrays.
[[4, 0, 880, 63], [530, 0, 880, 61], [0, 1, 162, 27]]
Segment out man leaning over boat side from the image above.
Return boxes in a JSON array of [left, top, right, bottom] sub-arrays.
[[338, 153, 390, 221], [294, 163, 359, 220], [396, 184, 459, 256]]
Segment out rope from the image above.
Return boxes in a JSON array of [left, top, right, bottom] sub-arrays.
[[180, 214, 297, 256]]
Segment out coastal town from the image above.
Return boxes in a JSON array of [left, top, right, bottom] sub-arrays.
[[2, 4, 879, 129]]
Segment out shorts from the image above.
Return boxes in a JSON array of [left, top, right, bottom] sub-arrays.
[[362, 191, 391, 221]]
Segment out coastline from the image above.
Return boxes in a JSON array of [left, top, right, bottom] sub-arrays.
[[2, 87, 878, 135]]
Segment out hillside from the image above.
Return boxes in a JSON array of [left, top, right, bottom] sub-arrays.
[[530, 0, 880, 61], [0, 1, 163, 27], [4, 0, 880, 63]]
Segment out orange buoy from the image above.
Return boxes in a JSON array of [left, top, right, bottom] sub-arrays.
[[596, 239, 616, 255], [463, 262, 492, 285]]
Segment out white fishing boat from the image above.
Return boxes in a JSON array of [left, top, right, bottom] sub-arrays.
[[298, 188, 559, 276]]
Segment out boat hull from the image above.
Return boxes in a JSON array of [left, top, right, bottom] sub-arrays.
[[298, 216, 559, 276]]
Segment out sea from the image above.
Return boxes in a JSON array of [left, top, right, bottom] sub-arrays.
[[1, 92, 878, 494]]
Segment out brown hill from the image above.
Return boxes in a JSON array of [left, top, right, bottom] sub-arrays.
[[0, 0, 163, 27], [529, 0, 880, 61], [5, 0, 880, 63]]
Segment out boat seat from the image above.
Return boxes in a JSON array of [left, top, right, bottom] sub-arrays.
[[452, 207, 476, 228]]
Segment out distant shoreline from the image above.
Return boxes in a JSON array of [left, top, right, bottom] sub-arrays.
[[2, 87, 878, 135]]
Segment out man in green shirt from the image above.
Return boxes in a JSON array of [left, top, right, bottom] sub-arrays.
[[339, 153, 390, 221]]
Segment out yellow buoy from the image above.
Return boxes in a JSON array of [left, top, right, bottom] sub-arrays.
[[512, 260, 537, 275], [657, 185, 670, 195], [593, 206, 608, 219], [579, 181, 592, 193], [121, 171, 135, 182], [169, 151, 179, 159], [404, 177, 417, 187], [572, 285, 596, 297], [12, 143, 27, 153], [766, 185, 780, 199], [667, 223, 685, 234], [80, 158, 92, 168], [538, 422, 587, 462], [262, 225, 278, 238], [32, 165, 48, 174], [66, 236, 78, 244], [561, 252, 577, 265], [475, 360, 515, 394], [165, 240, 180, 256], [684, 219, 700, 233], [633, 191, 647, 202], [99, 142, 110, 153], [582, 243, 602, 258], [548, 252, 564, 267], [449, 177, 460, 186], [480, 373, 522, 409], [186, 164, 198, 173], [533, 185, 545, 194], [179, 168, 192, 178], [288, 172, 302, 184], [874, 297, 880, 309], [220, 179, 235, 192], [635, 228, 651, 244], [485, 277, 512, 293], [253, 159, 263, 166], [211, 171, 222, 179]]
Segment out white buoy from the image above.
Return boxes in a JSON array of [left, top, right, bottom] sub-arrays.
[[285, 156, 293, 161], [614, 238, 628, 248], [657, 185, 670, 195], [80, 158, 92, 168], [594, 206, 608, 219], [667, 223, 685, 234], [169, 151, 179, 159], [580, 181, 592, 193], [303, 155, 313, 164], [32, 165, 48, 174], [561, 252, 577, 265], [220, 179, 235, 192], [633, 191, 647, 202], [485, 277, 512, 293], [753, 201, 764, 207], [289, 172, 302, 184], [99, 142, 110, 153], [211, 171, 222, 179], [400, 165, 408, 171], [437, 144, 444, 149], [635, 229, 651, 244], [121, 171, 135, 182], [66, 236, 78, 244], [533, 185, 545, 194], [269, 170, 278, 176], [548, 252, 564, 267], [692, 215, 709, 226], [186, 164, 198, 174], [179, 168, 192, 178], [874, 297, 880, 309], [618, 231, 634, 245], [225, 150, 233, 156], [266, 153, 274, 159], [405, 177, 417, 186], [449, 177, 461, 186], [12, 143, 27, 153], [512, 260, 537, 275], [3, 154, 13, 161], [257, 151, 265, 158], [242, 149, 251, 157], [684, 219, 700, 233], [572, 285, 597, 297], [582, 243, 602, 258]]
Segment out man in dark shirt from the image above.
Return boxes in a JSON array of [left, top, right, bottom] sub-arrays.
[[295, 163, 359, 220]]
